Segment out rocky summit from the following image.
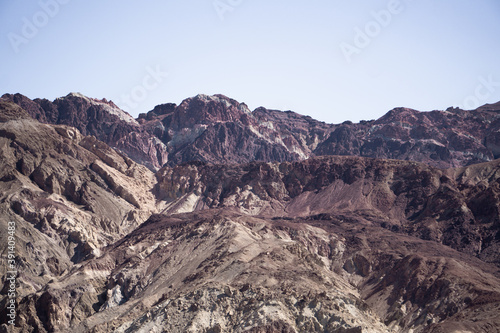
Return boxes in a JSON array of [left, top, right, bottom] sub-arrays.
[[1, 94, 500, 332], [4, 93, 500, 170]]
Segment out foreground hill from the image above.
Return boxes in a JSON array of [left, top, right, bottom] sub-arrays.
[[1, 99, 500, 332], [3, 93, 500, 169]]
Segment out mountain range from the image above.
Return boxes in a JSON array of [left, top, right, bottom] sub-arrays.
[[1, 93, 500, 332], [4, 92, 500, 170]]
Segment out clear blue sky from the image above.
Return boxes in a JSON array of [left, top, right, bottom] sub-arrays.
[[1, 0, 499, 123]]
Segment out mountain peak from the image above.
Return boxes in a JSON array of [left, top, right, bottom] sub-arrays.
[[169, 94, 252, 130], [376, 107, 419, 123], [477, 101, 500, 112], [189, 94, 251, 113], [66, 91, 86, 98], [58, 92, 138, 124]]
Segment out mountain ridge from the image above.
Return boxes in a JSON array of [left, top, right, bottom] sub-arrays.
[[3, 92, 500, 170]]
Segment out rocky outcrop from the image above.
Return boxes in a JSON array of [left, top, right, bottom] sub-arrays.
[[1, 93, 169, 170], [140, 94, 313, 166], [131, 96, 500, 168], [8, 210, 500, 332], [154, 156, 500, 267], [4, 92, 500, 170], [0, 100, 160, 316], [314, 106, 500, 168]]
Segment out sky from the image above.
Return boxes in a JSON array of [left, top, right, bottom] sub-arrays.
[[1, 0, 500, 124]]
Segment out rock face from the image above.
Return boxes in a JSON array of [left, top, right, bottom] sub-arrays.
[[314, 106, 500, 168], [1, 93, 168, 170], [154, 156, 500, 267], [2, 96, 500, 332], [0, 100, 161, 329], [4, 93, 500, 170]]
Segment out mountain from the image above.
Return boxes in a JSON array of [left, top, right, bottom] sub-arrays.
[[3, 93, 500, 170], [1, 95, 500, 332], [155, 156, 500, 266], [1, 93, 168, 170], [0, 99, 159, 265]]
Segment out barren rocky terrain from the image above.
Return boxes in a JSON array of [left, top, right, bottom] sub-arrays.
[[1, 94, 500, 332], [4, 93, 500, 170]]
